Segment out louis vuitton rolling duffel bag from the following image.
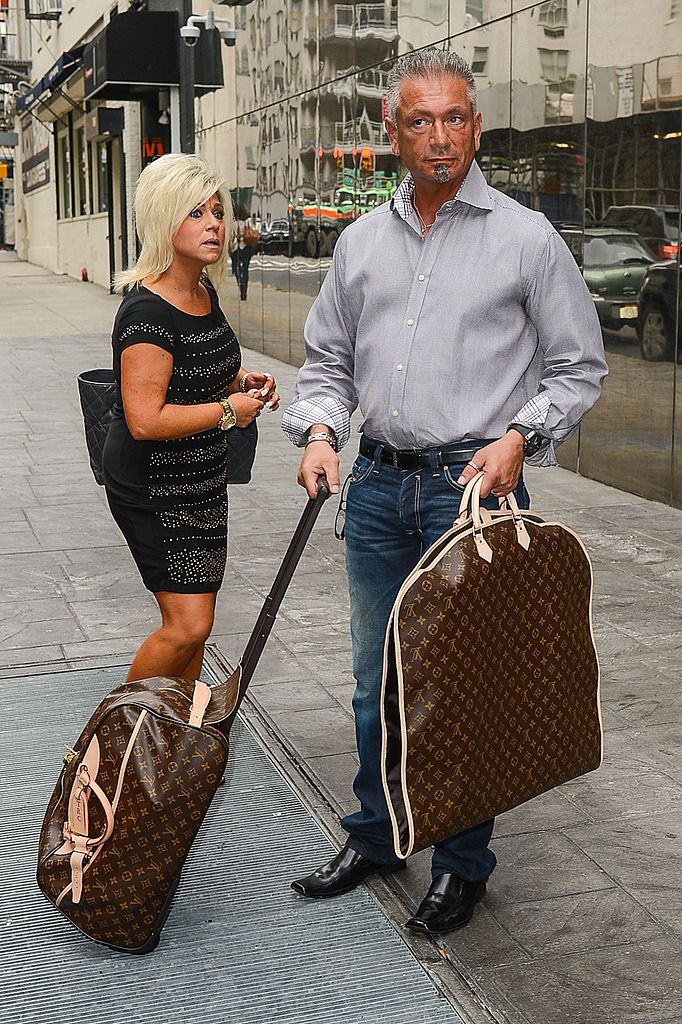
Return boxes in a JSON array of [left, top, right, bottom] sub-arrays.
[[37, 479, 330, 953], [380, 472, 602, 861]]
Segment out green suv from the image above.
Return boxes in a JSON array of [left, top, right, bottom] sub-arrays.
[[560, 228, 654, 331]]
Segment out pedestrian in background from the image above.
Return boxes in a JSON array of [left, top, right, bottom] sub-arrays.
[[230, 203, 260, 301], [103, 153, 279, 684], [283, 49, 607, 934]]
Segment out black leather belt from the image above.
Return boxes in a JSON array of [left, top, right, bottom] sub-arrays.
[[359, 436, 495, 471]]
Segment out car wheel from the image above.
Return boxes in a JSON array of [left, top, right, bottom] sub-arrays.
[[305, 229, 319, 259], [321, 228, 339, 256], [640, 307, 673, 361]]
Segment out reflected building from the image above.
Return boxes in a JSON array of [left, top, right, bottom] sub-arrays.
[[10, 0, 682, 504], [193, 0, 681, 506]]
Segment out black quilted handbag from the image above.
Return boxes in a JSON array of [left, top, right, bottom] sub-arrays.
[[77, 369, 117, 486], [225, 419, 258, 484], [77, 369, 257, 486]]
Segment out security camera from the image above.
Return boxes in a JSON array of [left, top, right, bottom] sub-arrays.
[[219, 26, 237, 45], [180, 24, 201, 45]]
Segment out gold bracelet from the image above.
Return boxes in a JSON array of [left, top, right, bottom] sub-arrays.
[[239, 373, 249, 394]]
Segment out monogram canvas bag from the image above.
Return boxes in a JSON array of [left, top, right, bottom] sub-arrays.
[[37, 481, 330, 953], [380, 473, 602, 860]]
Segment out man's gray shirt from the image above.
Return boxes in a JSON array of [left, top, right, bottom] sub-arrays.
[[282, 160, 607, 466]]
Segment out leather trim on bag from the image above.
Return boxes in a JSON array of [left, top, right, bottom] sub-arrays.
[[56, 710, 148, 907]]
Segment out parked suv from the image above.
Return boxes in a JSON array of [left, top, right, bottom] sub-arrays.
[[600, 205, 679, 261], [637, 260, 679, 361]]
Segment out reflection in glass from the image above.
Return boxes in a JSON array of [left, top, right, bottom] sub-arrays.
[[289, 92, 320, 366], [579, 0, 680, 502], [398, 0, 447, 54], [200, 0, 682, 507]]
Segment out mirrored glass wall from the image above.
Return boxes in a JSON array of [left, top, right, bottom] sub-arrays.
[[197, 0, 682, 507]]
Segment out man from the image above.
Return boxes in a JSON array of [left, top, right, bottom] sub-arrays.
[[282, 48, 607, 935]]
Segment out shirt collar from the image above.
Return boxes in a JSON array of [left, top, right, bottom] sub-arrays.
[[390, 159, 493, 223]]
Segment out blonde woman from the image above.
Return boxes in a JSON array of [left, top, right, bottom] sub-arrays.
[[102, 153, 279, 683]]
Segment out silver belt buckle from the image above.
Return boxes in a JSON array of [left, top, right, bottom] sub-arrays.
[[391, 450, 399, 468]]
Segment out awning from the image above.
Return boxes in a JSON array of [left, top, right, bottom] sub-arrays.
[[16, 46, 84, 113]]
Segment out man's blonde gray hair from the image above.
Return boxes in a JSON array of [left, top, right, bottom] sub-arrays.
[[386, 48, 477, 121], [114, 153, 232, 293]]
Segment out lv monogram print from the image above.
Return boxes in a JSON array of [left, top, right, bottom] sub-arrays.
[[383, 515, 602, 859], [38, 676, 229, 952]]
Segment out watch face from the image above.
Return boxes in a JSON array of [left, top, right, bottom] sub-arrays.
[[525, 432, 544, 455]]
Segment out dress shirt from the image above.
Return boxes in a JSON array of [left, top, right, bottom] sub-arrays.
[[282, 160, 607, 466]]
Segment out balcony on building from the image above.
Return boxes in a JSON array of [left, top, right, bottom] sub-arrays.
[[332, 114, 391, 154], [319, 3, 398, 44]]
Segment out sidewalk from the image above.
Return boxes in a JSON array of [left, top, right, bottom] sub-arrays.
[[1, 252, 681, 1024]]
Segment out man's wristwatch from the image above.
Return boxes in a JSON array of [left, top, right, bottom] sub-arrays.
[[217, 397, 237, 431], [507, 423, 545, 456]]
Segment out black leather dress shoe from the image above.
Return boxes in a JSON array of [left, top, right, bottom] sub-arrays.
[[405, 873, 486, 934], [291, 843, 406, 899]]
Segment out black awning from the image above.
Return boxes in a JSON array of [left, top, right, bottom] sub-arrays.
[[16, 46, 84, 112], [83, 10, 222, 102]]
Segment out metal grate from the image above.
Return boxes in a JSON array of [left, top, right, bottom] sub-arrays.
[[1, 666, 464, 1024]]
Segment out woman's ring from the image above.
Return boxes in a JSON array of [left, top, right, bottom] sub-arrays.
[[468, 459, 480, 471]]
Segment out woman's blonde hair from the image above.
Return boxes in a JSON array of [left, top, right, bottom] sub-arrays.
[[114, 153, 232, 293]]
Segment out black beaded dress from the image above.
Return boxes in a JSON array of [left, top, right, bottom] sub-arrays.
[[102, 281, 241, 593]]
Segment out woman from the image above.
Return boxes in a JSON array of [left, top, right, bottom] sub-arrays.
[[102, 153, 279, 684], [229, 203, 259, 300]]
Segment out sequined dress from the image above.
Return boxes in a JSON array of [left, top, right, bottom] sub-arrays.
[[102, 282, 241, 593]]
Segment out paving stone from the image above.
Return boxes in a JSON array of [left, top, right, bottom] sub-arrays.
[[566, 812, 682, 936], [251, 677, 337, 714], [270, 707, 356, 758], [494, 788, 592, 837], [490, 832, 613, 903], [24, 506, 124, 549], [0, 645, 64, 672], [474, 937, 682, 1024], [67, 596, 159, 641], [306, 752, 359, 813], [0, 554, 72, 602], [490, 886, 665, 958], [562, 769, 682, 823], [0, 518, 41, 554], [0, 597, 85, 648]]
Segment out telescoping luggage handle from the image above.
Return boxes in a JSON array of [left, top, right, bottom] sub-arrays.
[[191, 476, 331, 732], [239, 475, 331, 690]]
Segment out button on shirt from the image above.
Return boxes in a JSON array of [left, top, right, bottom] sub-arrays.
[[282, 160, 607, 466]]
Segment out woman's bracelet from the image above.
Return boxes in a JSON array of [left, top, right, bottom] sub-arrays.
[[239, 372, 249, 393]]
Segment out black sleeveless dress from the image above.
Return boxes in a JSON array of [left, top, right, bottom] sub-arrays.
[[102, 281, 241, 593]]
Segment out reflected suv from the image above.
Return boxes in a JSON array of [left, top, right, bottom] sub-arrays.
[[637, 260, 679, 361], [560, 228, 653, 330], [600, 206, 679, 261]]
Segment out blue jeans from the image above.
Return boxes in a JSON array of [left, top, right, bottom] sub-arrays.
[[341, 440, 530, 881]]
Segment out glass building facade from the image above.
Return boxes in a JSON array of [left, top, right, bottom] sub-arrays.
[[196, 0, 682, 506]]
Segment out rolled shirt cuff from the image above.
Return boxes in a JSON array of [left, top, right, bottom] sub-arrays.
[[510, 393, 557, 465], [281, 395, 352, 449]]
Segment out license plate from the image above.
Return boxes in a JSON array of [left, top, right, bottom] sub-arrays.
[[619, 305, 638, 319]]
